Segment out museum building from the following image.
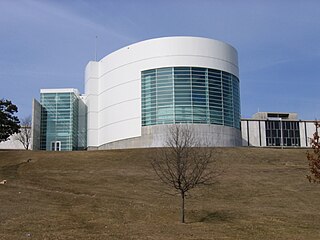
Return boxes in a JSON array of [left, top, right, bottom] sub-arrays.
[[32, 36, 242, 150], [29, 36, 317, 151]]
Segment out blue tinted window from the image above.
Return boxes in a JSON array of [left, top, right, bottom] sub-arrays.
[[141, 67, 240, 128]]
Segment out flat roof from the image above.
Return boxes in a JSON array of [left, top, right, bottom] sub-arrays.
[[40, 88, 80, 95]]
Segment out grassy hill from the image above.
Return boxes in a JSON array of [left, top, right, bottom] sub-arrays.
[[1, 148, 320, 240]]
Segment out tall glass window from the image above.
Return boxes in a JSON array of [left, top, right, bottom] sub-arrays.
[[141, 67, 240, 129], [40, 92, 86, 151]]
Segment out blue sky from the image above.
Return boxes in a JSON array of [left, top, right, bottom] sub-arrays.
[[0, 0, 319, 120]]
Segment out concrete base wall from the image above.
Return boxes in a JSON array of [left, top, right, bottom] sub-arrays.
[[87, 124, 241, 150]]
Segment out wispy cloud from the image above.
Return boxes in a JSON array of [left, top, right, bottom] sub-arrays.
[[21, 0, 136, 42]]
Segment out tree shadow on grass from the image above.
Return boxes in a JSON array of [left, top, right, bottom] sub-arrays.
[[189, 210, 234, 223], [0, 162, 26, 179]]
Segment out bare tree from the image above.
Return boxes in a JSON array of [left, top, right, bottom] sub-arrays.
[[307, 121, 320, 183], [151, 124, 217, 223], [15, 116, 32, 150]]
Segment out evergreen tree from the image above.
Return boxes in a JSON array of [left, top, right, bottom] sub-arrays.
[[0, 99, 20, 142]]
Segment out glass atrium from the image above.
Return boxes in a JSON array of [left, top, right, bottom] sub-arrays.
[[40, 90, 86, 151]]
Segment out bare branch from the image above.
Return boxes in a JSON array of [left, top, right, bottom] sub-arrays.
[[307, 121, 320, 183], [15, 116, 32, 150]]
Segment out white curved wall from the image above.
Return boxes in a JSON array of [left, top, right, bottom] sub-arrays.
[[85, 36, 239, 148]]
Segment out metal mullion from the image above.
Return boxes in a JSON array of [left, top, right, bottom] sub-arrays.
[[155, 69, 158, 125], [205, 68, 209, 123], [230, 75, 234, 127], [221, 71, 224, 125], [191, 67, 194, 124]]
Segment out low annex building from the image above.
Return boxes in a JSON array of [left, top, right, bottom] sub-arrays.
[[241, 112, 318, 147]]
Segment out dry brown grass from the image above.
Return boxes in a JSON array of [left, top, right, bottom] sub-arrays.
[[0, 147, 320, 239]]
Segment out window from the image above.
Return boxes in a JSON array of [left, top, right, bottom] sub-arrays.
[[141, 67, 240, 128], [265, 120, 300, 147]]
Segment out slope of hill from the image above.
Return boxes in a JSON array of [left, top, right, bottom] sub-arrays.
[[0, 148, 319, 240]]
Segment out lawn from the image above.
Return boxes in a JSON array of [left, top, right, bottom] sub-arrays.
[[0, 147, 319, 239]]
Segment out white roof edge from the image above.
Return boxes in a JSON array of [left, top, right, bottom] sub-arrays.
[[99, 36, 237, 62], [254, 111, 298, 115], [40, 88, 80, 95]]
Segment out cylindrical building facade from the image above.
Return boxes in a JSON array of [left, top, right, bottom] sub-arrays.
[[85, 36, 241, 149]]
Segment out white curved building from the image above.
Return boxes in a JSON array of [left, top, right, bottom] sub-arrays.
[[85, 36, 241, 149]]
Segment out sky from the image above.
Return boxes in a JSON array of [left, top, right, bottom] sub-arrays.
[[0, 0, 319, 120]]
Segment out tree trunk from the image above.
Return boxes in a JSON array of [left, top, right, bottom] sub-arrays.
[[181, 192, 185, 223]]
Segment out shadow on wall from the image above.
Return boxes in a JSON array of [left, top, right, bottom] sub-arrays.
[[242, 139, 252, 147]]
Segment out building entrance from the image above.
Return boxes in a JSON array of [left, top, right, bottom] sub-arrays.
[[51, 141, 61, 151]]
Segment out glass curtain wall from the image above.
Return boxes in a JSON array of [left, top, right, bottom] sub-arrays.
[[40, 92, 79, 151], [141, 67, 240, 129]]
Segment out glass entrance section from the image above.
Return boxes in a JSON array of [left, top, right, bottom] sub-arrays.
[[39, 89, 87, 151], [141, 67, 240, 129]]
